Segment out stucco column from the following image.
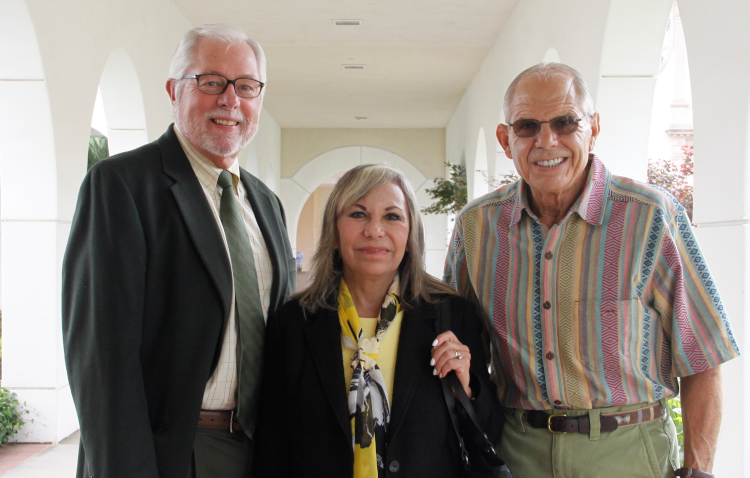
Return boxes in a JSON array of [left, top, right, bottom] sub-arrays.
[[0, 0, 78, 443], [594, 0, 673, 181], [680, 1, 750, 476]]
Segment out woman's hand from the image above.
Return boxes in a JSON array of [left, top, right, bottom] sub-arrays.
[[430, 331, 472, 398]]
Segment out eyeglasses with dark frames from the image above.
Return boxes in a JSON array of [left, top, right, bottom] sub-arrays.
[[508, 113, 594, 138], [180, 74, 265, 98]]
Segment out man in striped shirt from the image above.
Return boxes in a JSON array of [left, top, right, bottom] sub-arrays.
[[445, 63, 739, 478]]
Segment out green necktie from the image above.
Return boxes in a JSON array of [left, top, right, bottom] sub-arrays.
[[217, 170, 265, 437]]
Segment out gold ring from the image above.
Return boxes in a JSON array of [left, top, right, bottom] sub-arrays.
[[454, 350, 463, 360]]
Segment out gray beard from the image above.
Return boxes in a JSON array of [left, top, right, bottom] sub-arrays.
[[174, 100, 258, 159]]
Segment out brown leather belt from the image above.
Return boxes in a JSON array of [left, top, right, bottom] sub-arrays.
[[520, 402, 664, 434], [198, 410, 243, 433]]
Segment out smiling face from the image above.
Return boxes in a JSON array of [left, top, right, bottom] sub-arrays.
[[167, 38, 261, 169], [497, 74, 600, 207], [336, 182, 410, 287]]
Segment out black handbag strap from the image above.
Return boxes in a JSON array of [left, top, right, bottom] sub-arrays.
[[438, 301, 470, 468], [436, 300, 502, 470]]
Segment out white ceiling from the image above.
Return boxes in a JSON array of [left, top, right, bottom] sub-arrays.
[[171, 0, 518, 128]]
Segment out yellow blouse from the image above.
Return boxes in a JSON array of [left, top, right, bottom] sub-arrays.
[[341, 309, 404, 404]]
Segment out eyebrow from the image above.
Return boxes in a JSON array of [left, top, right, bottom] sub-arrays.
[[351, 204, 405, 212], [200, 70, 259, 80]]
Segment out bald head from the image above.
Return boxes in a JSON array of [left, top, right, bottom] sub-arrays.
[[503, 63, 594, 122]]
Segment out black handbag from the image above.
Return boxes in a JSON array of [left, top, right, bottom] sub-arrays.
[[435, 300, 511, 478]]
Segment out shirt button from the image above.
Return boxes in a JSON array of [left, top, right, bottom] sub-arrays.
[[544, 251, 553, 260], [546, 352, 554, 360], [543, 301, 551, 309], [389, 460, 400, 473], [554, 400, 562, 405]]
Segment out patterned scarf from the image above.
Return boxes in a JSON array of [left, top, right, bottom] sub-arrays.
[[338, 276, 401, 478]]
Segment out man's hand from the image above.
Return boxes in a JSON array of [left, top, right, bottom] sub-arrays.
[[680, 366, 722, 472]]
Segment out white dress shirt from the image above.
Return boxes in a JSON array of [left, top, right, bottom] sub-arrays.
[[175, 125, 273, 410]]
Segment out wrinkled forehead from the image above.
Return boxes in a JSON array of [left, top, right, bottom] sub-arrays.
[[507, 75, 582, 121]]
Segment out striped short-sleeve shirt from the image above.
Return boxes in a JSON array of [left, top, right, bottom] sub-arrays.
[[445, 155, 740, 410]]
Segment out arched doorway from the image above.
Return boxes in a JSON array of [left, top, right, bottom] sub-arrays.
[[472, 128, 489, 199], [281, 146, 450, 279], [98, 48, 148, 155], [595, 0, 673, 180]]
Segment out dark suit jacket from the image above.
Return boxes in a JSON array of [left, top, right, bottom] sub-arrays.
[[253, 294, 503, 478], [62, 125, 296, 478]]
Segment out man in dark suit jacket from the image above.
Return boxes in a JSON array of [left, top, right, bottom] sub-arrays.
[[62, 24, 295, 478]]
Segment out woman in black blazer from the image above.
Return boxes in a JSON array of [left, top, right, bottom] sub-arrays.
[[254, 164, 503, 478]]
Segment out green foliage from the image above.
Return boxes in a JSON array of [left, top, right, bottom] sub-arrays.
[[422, 162, 468, 215], [667, 395, 684, 462], [422, 163, 521, 216], [0, 388, 27, 445], [88, 136, 110, 170], [647, 145, 693, 221]]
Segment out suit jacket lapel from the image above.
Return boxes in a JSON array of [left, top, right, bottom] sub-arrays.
[[388, 305, 438, 441], [159, 126, 232, 334], [304, 308, 351, 442], [240, 170, 294, 312]]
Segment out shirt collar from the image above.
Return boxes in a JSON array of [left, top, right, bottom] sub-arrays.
[[174, 124, 241, 191], [510, 154, 610, 228]]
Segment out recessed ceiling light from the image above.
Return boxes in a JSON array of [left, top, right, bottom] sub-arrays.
[[333, 19, 362, 26], [343, 64, 366, 70], [355, 117, 368, 120]]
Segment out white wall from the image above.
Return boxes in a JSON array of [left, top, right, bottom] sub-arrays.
[[243, 108, 282, 194], [679, 1, 750, 475]]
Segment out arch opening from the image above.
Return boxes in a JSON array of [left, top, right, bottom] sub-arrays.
[[98, 48, 148, 156], [473, 128, 489, 199]]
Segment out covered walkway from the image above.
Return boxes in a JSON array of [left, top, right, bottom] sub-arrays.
[[0, 0, 748, 476]]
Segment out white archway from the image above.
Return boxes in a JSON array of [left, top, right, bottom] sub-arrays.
[[472, 128, 489, 199], [281, 146, 427, 252], [0, 0, 78, 443], [280, 146, 451, 278], [99, 48, 148, 155], [595, 0, 673, 180], [542, 48, 560, 63]]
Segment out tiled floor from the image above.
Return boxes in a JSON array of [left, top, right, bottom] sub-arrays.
[[0, 445, 48, 475], [0, 431, 79, 477]]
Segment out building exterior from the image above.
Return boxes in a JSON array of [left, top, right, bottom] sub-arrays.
[[0, 0, 748, 475]]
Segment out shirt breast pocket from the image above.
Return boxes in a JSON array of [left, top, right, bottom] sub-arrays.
[[573, 298, 642, 373]]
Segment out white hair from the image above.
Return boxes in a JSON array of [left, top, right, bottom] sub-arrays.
[[169, 23, 267, 90], [503, 62, 594, 122]]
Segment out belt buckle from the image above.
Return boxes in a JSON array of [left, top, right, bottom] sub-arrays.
[[548, 414, 567, 434], [229, 410, 234, 434]]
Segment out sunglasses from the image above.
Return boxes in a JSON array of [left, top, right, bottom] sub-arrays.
[[508, 113, 593, 138]]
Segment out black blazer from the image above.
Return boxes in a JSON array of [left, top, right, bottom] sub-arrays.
[[62, 125, 296, 478], [253, 294, 503, 478]]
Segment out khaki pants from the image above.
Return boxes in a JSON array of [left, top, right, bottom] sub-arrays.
[[499, 400, 680, 478]]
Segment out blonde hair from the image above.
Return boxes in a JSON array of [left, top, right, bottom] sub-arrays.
[[297, 163, 455, 312]]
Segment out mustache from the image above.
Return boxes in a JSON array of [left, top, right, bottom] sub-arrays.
[[205, 109, 246, 123]]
